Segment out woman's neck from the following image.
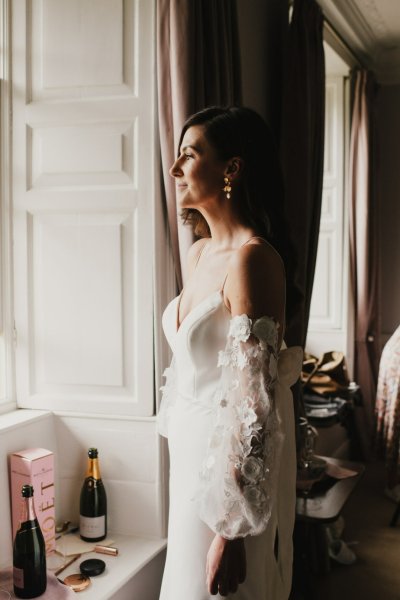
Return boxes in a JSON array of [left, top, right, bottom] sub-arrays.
[[198, 204, 256, 250]]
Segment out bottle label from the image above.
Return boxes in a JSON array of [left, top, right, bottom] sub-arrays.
[[80, 515, 106, 538], [13, 566, 24, 588]]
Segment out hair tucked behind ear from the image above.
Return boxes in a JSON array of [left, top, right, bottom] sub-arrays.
[[177, 106, 300, 313]]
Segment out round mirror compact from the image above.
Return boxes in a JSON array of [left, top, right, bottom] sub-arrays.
[[63, 573, 91, 592]]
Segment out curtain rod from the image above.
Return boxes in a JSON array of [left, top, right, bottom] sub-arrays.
[[323, 17, 365, 70]]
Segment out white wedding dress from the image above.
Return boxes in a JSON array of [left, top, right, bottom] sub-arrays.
[[158, 269, 302, 600]]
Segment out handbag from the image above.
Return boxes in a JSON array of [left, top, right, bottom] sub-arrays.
[[301, 351, 350, 396]]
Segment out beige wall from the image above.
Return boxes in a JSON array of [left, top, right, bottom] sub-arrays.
[[377, 85, 400, 342]]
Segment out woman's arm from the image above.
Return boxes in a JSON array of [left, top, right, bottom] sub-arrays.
[[224, 241, 286, 338], [203, 242, 286, 595]]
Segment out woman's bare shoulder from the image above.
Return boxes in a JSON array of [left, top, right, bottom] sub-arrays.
[[232, 239, 285, 279], [225, 240, 285, 319]]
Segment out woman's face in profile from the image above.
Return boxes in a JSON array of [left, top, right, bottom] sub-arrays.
[[170, 125, 227, 209]]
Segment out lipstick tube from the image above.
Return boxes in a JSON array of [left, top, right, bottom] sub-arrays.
[[94, 544, 119, 556]]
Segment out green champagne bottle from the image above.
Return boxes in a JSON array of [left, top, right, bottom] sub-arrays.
[[79, 447, 107, 542], [13, 484, 47, 599]]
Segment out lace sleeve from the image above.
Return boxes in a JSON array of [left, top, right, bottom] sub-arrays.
[[157, 355, 177, 438], [197, 314, 283, 539]]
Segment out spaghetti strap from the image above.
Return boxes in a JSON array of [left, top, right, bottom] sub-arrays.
[[220, 272, 229, 294], [195, 238, 209, 268], [240, 235, 268, 248], [177, 239, 209, 329]]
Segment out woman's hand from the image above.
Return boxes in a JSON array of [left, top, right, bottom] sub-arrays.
[[206, 534, 246, 596]]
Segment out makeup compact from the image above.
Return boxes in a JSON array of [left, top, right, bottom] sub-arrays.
[[63, 573, 91, 592], [62, 557, 106, 591], [80, 558, 106, 577]]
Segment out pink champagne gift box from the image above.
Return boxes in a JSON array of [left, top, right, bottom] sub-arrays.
[[10, 448, 55, 554]]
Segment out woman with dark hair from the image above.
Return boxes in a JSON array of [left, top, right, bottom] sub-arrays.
[[158, 106, 302, 599]]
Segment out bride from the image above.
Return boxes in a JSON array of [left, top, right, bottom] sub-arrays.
[[158, 106, 302, 599]]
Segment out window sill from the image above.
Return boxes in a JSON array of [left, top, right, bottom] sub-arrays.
[[0, 408, 51, 432], [57, 533, 166, 599], [0, 400, 17, 416]]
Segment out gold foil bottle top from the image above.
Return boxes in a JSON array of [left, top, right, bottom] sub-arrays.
[[85, 447, 102, 480]]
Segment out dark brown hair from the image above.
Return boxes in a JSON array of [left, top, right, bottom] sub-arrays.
[[177, 106, 296, 288]]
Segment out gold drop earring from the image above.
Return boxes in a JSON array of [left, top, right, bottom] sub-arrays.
[[223, 176, 232, 200]]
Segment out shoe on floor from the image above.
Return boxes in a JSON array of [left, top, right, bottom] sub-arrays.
[[384, 485, 400, 503], [327, 515, 345, 540], [328, 539, 357, 565]]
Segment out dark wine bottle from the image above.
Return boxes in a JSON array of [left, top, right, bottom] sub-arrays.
[[13, 484, 47, 599], [79, 447, 107, 542]]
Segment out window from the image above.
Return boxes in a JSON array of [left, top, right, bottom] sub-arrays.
[[306, 41, 352, 359], [2, 0, 156, 416]]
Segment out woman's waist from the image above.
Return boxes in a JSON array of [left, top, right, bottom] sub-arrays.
[[175, 368, 220, 401], [174, 387, 216, 411]]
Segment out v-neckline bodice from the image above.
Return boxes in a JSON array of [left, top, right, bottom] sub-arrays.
[[175, 235, 270, 333], [175, 290, 224, 333]]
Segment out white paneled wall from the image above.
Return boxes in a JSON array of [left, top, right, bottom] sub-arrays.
[[1, 412, 164, 570], [29, 122, 136, 188], [109, 550, 166, 600], [12, 0, 154, 416], [30, 0, 137, 99], [54, 415, 164, 538], [32, 214, 128, 390]]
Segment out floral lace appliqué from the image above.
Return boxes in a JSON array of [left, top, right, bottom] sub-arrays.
[[198, 314, 283, 539], [157, 356, 177, 438]]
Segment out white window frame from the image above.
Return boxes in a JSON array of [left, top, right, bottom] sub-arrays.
[[0, 0, 16, 414], [306, 41, 352, 361]]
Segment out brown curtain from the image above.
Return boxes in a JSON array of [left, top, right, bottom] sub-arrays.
[[280, 0, 325, 349], [349, 69, 380, 460], [157, 0, 241, 289]]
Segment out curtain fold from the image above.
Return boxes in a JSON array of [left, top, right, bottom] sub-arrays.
[[157, 0, 241, 289], [349, 69, 380, 460], [280, 0, 325, 349]]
